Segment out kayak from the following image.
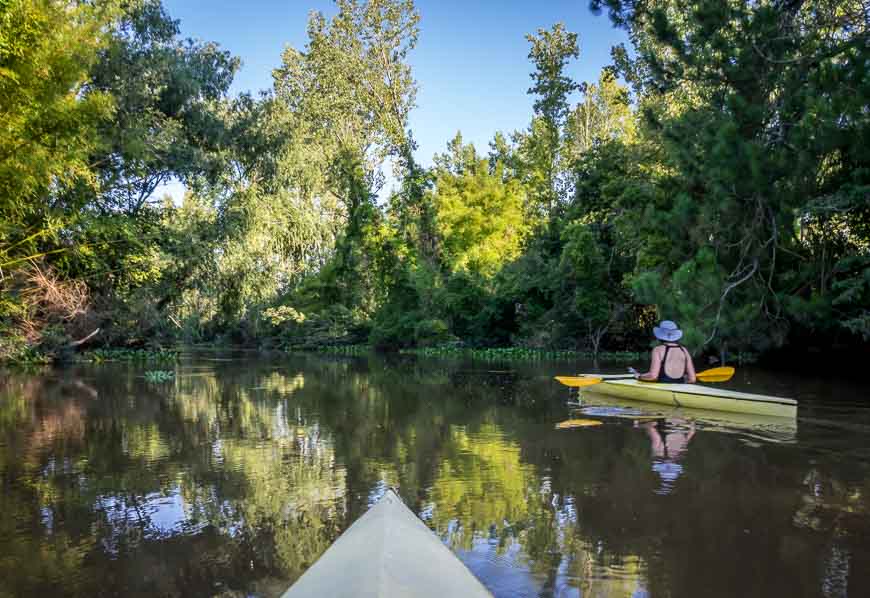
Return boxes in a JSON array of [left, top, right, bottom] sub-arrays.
[[281, 489, 493, 598], [567, 376, 797, 418]]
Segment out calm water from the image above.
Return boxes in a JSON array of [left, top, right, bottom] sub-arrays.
[[1, 352, 868, 597]]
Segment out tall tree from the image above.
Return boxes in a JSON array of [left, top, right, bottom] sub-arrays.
[[594, 0, 870, 352], [526, 23, 581, 129], [430, 136, 529, 278], [515, 23, 580, 216], [85, 0, 238, 216], [564, 68, 635, 162], [273, 0, 421, 313]]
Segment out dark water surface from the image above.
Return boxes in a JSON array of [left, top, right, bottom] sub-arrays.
[[1, 352, 868, 597]]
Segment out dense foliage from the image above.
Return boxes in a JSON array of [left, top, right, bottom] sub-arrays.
[[1, 0, 867, 362]]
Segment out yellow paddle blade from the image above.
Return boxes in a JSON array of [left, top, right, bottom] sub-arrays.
[[696, 366, 735, 382], [555, 418, 604, 429]]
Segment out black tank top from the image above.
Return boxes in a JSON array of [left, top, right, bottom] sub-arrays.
[[657, 343, 687, 383]]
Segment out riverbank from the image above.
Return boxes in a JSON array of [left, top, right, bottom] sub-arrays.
[[8, 336, 868, 381]]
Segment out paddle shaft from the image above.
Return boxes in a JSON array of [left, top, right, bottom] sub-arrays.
[[555, 367, 735, 388]]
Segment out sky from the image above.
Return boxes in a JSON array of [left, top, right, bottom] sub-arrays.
[[161, 0, 629, 196]]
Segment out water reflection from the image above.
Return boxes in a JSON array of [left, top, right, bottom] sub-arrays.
[[0, 356, 868, 597], [638, 419, 695, 495]]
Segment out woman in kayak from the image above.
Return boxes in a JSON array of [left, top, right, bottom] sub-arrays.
[[636, 320, 697, 383]]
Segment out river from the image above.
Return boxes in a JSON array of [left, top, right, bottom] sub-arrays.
[[0, 352, 868, 597]]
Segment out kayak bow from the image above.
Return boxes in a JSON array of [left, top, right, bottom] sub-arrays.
[[281, 489, 493, 598]]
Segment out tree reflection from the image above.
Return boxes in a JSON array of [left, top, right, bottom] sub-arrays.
[[428, 423, 534, 551], [0, 359, 868, 597]]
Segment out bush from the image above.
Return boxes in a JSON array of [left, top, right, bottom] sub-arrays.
[[272, 304, 370, 349], [413, 318, 453, 346], [369, 310, 419, 349]]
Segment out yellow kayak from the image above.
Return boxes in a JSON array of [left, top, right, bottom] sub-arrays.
[[567, 376, 797, 418]]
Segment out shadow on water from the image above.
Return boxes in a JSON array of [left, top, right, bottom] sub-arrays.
[[0, 352, 868, 597]]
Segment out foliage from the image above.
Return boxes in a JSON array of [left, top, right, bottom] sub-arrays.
[[272, 0, 421, 324], [85, 0, 239, 215], [592, 0, 870, 353], [559, 221, 631, 355], [268, 303, 370, 350], [314, 344, 371, 356], [1, 0, 867, 362], [525, 22, 579, 130], [0, 330, 50, 364], [401, 345, 643, 363], [564, 68, 635, 161], [430, 136, 530, 277], [143, 369, 174, 382], [80, 348, 178, 363], [513, 23, 580, 216], [0, 0, 245, 356], [0, 0, 116, 275]]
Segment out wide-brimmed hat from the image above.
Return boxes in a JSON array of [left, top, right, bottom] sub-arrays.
[[653, 320, 683, 342]]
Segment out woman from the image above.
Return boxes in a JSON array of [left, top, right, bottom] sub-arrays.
[[636, 320, 697, 383]]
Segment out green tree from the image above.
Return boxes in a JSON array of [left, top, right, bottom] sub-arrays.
[[431, 137, 529, 278], [526, 22, 580, 129], [274, 0, 421, 314], [85, 0, 239, 216], [559, 221, 634, 357], [564, 68, 635, 162], [514, 23, 580, 216], [593, 0, 870, 353], [0, 0, 116, 274]]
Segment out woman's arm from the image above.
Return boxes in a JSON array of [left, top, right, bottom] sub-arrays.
[[683, 348, 697, 383], [638, 346, 662, 381]]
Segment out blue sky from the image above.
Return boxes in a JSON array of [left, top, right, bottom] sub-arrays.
[[162, 0, 628, 193]]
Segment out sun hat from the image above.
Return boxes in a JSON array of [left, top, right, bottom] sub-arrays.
[[653, 320, 683, 342]]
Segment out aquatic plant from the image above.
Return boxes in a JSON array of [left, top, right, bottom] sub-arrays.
[[143, 370, 175, 383], [314, 345, 373, 356], [400, 346, 644, 363], [80, 348, 179, 363], [2, 343, 52, 365]]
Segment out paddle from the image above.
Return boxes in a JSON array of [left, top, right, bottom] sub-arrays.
[[554, 366, 735, 388], [555, 418, 604, 430]]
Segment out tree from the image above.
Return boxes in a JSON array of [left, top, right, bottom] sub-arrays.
[[273, 0, 421, 313], [274, 0, 419, 177], [526, 22, 580, 129], [564, 68, 635, 161], [430, 137, 529, 278], [592, 0, 870, 353], [161, 94, 345, 340], [558, 137, 651, 355], [559, 223, 627, 356], [0, 0, 116, 274], [82, 0, 238, 216], [514, 23, 580, 216]]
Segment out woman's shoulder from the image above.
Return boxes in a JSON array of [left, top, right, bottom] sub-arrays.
[[651, 345, 665, 355]]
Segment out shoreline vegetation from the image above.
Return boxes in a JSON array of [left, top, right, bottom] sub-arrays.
[[14, 342, 760, 368], [318, 344, 645, 362], [2, 0, 867, 368], [2, 341, 768, 368]]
